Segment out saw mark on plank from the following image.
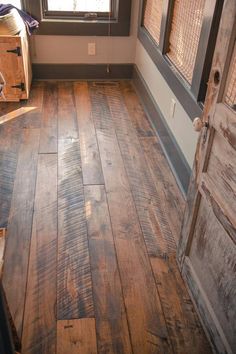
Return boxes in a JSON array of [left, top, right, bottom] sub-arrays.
[[58, 138, 94, 319]]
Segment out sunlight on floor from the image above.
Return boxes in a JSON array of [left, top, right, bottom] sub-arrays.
[[0, 106, 37, 125]]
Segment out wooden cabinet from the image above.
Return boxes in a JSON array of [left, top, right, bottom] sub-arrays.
[[0, 29, 32, 102]]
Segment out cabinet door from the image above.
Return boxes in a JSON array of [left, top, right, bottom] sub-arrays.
[[0, 36, 25, 102]]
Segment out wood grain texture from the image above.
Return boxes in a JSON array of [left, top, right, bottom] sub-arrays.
[[140, 137, 185, 243], [177, 1, 236, 353], [89, 83, 172, 354], [22, 81, 44, 113], [57, 138, 94, 320], [39, 82, 58, 153], [0, 30, 32, 102], [105, 84, 176, 256], [58, 82, 78, 140], [105, 84, 209, 353], [57, 81, 94, 320], [2, 128, 40, 338], [1, 80, 212, 353], [74, 82, 104, 185], [0, 36, 24, 102], [120, 81, 155, 137], [0, 128, 20, 228], [57, 319, 97, 354], [22, 154, 57, 354], [0, 84, 44, 229], [84, 185, 132, 354], [189, 198, 236, 351]]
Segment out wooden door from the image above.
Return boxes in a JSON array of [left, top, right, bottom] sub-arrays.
[[0, 36, 25, 102], [177, 1, 236, 353]]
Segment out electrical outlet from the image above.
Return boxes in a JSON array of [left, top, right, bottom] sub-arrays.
[[88, 42, 96, 56], [170, 98, 176, 118]]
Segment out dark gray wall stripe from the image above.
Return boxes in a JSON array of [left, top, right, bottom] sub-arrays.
[[132, 65, 191, 196], [32, 64, 133, 80]]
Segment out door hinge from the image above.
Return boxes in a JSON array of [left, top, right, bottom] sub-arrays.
[[6, 46, 21, 56], [11, 82, 25, 91]]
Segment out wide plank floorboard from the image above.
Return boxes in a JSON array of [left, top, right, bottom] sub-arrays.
[[2, 128, 40, 338], [1, 80, 211, 354], [57, 83, 94, 320], [22, 154, 57, 354], [57, 319, 97, 354], [85, 185, 132, 354]]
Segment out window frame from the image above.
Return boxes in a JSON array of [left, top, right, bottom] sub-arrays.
[[42, 0, 114, 21], [138, 0, 224, 119], [23, 0, 131, 36]]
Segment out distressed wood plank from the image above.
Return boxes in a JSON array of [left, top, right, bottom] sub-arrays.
[[89, 83, 171, 354], [84, 185, 132, 354], [0, 129, 21, 228], [57, 84, 93, 319], [141, 137, 185, 243], [22, 154, 57, 354], [57, 138, 94, 319], [74, 82, 104, 185], [189, 198, 236, 351], [2, 128, 40, 338], [178, 2, 236, 352], [0, 84, 44, 228], [202, 131, 236, 238], [16, 81, 44, 130], [58, 82, 78, 140], [104, 84, 210, 354], [120, 80, 155, 137], [57, 319, 97, 354], [22, 81, 44, 113], [39, 82, 58, 153]]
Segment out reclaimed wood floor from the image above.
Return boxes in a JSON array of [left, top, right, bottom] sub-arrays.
[[0, 81, 211, 354]]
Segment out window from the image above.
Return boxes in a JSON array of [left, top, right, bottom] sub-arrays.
[[24, 0, 131, 36], [167, 0, 206, 84], [47, 0, 110, 12], [143, 0, 163, 45], [138, 0, 223, 119], [43, 0, 113, 20], [1, 0, 22, 9]]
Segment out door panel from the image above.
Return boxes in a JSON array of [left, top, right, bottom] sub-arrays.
[[177, 1, 236, 353], [0, 36, 24, 101], [189, 198, 236, 350], [203, 131, 236, 234]]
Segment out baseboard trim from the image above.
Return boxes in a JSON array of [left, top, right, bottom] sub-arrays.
[[32, 64, 133, 80], [132, 65, 191, 196]]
